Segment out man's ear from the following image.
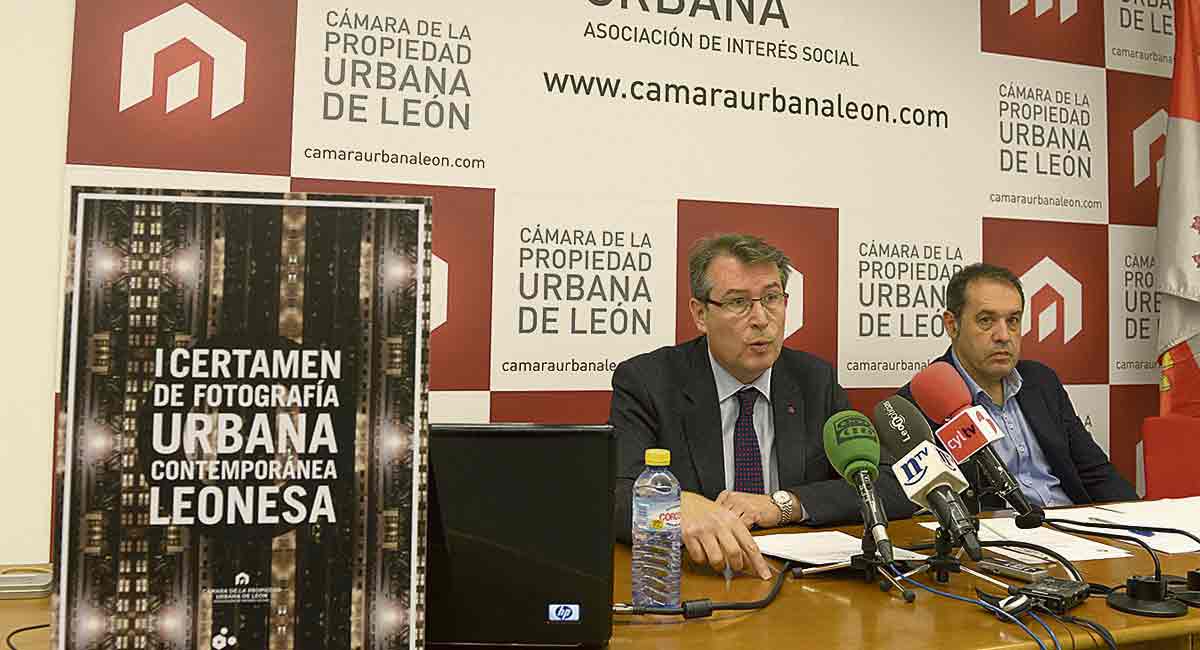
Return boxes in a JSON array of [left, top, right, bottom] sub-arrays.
[[689, 298, 708, 334], [942, 310, 958, 339]]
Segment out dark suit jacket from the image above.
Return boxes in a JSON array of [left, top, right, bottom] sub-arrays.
[[610, 336, 917, 542], [898, 348, 1137, 510]]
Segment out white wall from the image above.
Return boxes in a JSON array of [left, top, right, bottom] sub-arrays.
[[0, 0, 74, 564]]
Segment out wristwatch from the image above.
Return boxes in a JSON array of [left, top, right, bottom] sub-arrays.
[[770, 490, 796, 525]]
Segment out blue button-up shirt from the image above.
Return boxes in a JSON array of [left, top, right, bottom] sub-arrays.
[[949, 350, 1072, 508]]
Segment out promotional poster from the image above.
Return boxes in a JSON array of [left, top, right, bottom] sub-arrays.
[[55, 188, 430, 649]]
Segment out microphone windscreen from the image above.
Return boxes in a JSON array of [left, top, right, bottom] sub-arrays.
[[910, 361, 972, 423], [822, 410, 880, 483], [872, 395, 936, 460]]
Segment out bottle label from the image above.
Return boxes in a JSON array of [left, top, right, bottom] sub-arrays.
[[639, 502, 681, 531]]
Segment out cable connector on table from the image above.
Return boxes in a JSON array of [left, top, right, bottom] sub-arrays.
[[611, 599, 713, 618], [681, 599, 714, 619], [612, 603, 636, 615], [613, 560, 794, 619]]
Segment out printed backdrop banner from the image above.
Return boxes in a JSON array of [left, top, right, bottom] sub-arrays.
[[60, 1, 1184, 629]]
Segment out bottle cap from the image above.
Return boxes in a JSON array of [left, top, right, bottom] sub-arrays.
[[645, 449, 670, 466]]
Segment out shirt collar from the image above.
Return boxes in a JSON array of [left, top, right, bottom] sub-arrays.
[[949, 348, 1022, 406], [708, 344, 773, 403]]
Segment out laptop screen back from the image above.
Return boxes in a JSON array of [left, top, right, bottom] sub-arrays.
[[425, 423, 615, 647]]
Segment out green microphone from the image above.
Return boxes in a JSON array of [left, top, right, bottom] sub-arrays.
[[823, 410, 881, 482], [822, 410, 893, 563]]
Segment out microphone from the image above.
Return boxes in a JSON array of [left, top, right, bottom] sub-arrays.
[[822, 410, 894, 564], [910, 362, 1045, 529], [872, 396, 983, 561]]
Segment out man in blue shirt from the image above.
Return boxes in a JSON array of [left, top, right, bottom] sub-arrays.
[[902, 263, 1136, 511]]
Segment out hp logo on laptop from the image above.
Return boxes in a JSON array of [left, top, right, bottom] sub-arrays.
[[548, 604, 581, 622]]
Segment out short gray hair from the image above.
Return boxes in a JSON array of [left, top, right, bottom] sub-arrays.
[[688, 233, 792, 300]]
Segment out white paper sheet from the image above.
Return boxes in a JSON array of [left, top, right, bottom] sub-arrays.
[[755, 530, 926, 565], [919, 519, 1132, 563], [1049, 498, 1200, 554]]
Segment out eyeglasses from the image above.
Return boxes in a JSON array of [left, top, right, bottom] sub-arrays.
[[704, 291, 788, 317]]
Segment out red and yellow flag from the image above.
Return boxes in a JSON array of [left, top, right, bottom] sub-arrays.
[[1156, 0, 1200, 415]]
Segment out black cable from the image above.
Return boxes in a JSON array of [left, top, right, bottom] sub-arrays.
[[1044, 520, 1161, 580], [5, 624, 49, 650], [1062, 613, 1102, 649], [1050, 517, 1200, 547], [976, 539, 1084, 582], [617, 560, 794, 618], [1087, 582, 1117, 596], [1058, 613, 1117, 650], [1042, 610, 1078, 650]]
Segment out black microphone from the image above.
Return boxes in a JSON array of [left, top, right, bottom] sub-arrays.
[[822, 410, 894, 564], [910, 362, 1045, 529], [872, 396, 983, 561]]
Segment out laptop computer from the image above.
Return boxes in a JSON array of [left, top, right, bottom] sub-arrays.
[[425, 423, 615, 647]]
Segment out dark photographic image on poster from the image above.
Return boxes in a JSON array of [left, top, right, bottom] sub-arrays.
[[53, 187, 431, 650]]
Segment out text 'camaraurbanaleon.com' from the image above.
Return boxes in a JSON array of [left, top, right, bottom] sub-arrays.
[[542, 71, 951, 128]]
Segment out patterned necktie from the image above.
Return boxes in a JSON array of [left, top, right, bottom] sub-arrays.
[[733, 387, 764, 494]]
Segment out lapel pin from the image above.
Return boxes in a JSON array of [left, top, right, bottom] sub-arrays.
[[787, 403, 796, 415]]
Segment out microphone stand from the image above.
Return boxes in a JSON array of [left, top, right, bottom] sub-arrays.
[[1168, 570, 1200, 608], [905, 526, 966, 584], [793, 528, 916, 602], [1046, 518, 1200, 609], [898, 516, 995, 587], [849, 530, 915, 603], [1045, 519, 1190, 617], [898, 525, 1015, 593]]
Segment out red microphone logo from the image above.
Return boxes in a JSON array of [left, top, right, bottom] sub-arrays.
[[935, 407, 1002, 463]]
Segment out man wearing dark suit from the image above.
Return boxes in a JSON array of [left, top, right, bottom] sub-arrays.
[[610, 234, 915, 580], [899, 263, 1136, 511]]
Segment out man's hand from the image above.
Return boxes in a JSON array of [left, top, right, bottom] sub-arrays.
[[680, 491, 773, 580], [716, 490, 784, 529]]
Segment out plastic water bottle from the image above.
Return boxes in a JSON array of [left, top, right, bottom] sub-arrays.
[[631, 448, 682, 608]]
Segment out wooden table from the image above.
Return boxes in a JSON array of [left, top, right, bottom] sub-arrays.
[[611, 517, 1200, 650], [4, 517, 1198, 650], [0, 594, 50, 650]]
